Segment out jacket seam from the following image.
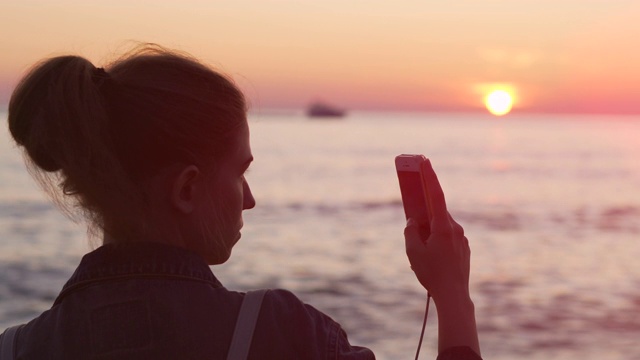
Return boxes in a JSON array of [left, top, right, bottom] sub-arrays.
[[54, 274, 220, 306]]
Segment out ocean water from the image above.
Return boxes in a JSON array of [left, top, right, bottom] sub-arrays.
[[1, 110, 640, 359]]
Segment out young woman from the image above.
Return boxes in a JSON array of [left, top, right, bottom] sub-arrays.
[[1, 44, 481, 359]]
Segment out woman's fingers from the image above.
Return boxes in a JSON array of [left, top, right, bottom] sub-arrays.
[[404, 217, 430, 288], [404, 218, 425, 257], [421, 159, 451, 237], [421, 161, 466, 245], [448, 212, 464, 236]]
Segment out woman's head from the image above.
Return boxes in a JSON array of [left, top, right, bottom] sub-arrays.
[[8, 44, 253, 263]]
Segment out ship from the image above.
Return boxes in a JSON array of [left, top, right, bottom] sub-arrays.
[[306, 102, 345, 118]]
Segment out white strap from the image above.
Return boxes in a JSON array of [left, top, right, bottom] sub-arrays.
[[227, 290, 268, 360], [0, 325, 24, 360]]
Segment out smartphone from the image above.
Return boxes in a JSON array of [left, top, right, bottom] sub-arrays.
[[395, 154, 431, 232]]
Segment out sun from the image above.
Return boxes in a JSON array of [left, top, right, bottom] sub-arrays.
[[484, 90, 513, 116]]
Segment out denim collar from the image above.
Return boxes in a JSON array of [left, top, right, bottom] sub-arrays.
[[54, 241, 223, 306]]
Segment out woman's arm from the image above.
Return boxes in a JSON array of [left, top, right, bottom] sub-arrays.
[[404, 159, 481, 357]]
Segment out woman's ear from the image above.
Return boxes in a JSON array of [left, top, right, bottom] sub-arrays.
[[170, 165, 201, 214]]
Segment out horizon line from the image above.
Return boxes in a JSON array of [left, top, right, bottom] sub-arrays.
[[1, 104, 639, 117]]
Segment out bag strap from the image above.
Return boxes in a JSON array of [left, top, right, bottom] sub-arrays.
[[0, 325, 25, 360], [226, 289, 268, 360]]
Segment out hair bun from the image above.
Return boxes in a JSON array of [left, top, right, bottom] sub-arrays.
[[9, 106, 62, 172], [29, 138, 62, 172], [8, 55, 102, 174]]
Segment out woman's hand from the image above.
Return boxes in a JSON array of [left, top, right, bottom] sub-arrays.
[[404, 159, 470, 301], [403, 159, 480, 356]]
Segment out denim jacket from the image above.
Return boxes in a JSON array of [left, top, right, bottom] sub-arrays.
[[7, 242, 375, 359], [3, 242, 482, 360]]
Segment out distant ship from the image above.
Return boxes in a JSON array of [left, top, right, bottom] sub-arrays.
[[306, 102, 345, 118]]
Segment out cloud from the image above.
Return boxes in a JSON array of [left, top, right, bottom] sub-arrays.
[[477, 47, 540, 69]]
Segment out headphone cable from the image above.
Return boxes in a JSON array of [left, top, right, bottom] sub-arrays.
[[414, 292, 431, 360]]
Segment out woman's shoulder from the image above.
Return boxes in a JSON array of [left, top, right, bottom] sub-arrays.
[[256, 288, 308, 308], [250, 288, 375, 359], [256, 288, 338, 327]]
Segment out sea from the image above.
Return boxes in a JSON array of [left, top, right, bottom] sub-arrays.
[[1, 109, 640, 359]]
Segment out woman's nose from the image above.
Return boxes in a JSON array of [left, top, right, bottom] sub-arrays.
[[243, 180, 256, 210]]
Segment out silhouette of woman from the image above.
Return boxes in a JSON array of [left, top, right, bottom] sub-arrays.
[[1, 44, 480, 359]]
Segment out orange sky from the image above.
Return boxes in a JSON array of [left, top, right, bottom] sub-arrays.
[[1, 1, 639, 114]]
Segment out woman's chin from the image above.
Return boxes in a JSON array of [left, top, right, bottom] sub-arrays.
[[206, 244, 235, 265]]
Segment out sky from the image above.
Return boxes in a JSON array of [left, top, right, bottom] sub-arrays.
[[1, 0, 639, 114]]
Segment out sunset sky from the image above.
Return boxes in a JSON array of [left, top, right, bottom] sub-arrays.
[[1, 0, 639, 114]]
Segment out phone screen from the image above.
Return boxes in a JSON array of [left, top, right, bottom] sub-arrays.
[[397, 170, 431, 229]]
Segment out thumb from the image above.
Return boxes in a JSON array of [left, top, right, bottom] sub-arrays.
[[404, 218, 427, 265]]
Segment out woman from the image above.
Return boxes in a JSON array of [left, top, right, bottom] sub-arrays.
[[1, 44, 480, 359]]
